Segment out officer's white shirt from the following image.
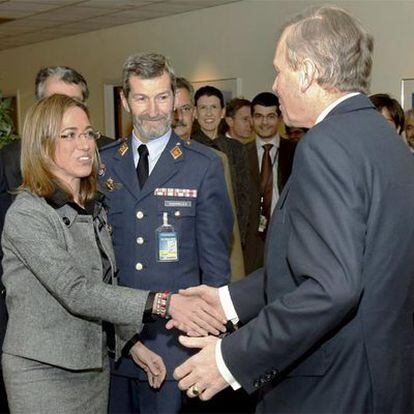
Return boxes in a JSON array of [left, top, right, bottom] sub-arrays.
[[132, 128, 171, 173]]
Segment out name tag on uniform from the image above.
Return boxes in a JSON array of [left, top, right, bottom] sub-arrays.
[[164, 200, 192, 208]]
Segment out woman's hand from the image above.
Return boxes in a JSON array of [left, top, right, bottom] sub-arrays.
[[130, 341, 167, 388]]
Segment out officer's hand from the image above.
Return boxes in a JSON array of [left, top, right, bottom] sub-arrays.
[[130, 341, 166, 388], [166, 291, 227, 336]]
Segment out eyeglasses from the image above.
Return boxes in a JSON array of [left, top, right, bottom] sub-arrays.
[[175, 105, 193, 114], [60, 130, 101, 141]]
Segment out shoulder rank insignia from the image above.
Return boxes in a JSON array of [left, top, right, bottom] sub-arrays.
[[118, 142, 129, 156], [170, 145, 183, 160], [105, 177, 116, 192]]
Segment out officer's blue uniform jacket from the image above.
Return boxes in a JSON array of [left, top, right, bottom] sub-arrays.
[[99, 131, 233, 379]]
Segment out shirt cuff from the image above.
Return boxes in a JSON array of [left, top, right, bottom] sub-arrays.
[[215, 339, 241, 390], [219, 286, 239, 324]]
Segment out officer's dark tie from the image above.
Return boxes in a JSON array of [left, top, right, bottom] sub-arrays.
[[260, 143, 273, 225], [137, 144, 149, 188]]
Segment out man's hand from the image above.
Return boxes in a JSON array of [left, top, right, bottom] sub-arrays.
[[173, 336, 229, 400], [130, 341, 166, 389], [165, 288, 227, 336], [180, 285, 225, 319]]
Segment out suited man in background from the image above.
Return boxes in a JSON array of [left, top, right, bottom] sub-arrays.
[[0, 66, 112, 198], [173, 76, 245, 280], [0, 65, 112, 414], [174, 5, 414, 413], [223, 98, 254, 144], [100, 53, 232, 413], [244, 92, 296, 274], [404, 108, 414, 152]]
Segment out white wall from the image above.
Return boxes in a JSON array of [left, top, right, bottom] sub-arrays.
[[0, 0, 412, 134]]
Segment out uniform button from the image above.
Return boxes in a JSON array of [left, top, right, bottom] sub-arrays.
[[174, 211, 180, 217], [62, 217, 70, 226], [136, 211, 144, 219], [136, 237, 144, 245], [135, 262, 144, 271], [253, 379, 260, 388]]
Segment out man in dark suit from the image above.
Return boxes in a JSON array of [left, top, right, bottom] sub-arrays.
[[244, 92, 296, 274], [0, 65, 113, 413], [100, 53, 233, 414], [173, 6, 414, 413], [173, 77, 245, 280]]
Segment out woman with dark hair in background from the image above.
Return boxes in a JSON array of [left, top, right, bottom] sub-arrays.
[[369, 93, 405, 134]]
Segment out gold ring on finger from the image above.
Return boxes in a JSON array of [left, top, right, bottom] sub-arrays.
[[190, 385, 200, 396]]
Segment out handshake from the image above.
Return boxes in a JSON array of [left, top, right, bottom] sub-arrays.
[[159, 285, 227, 337], [137, 285, 232, 399]]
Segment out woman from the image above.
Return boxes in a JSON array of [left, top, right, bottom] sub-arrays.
[[1, 94, 169, 412], [369, 93, 405, 135]]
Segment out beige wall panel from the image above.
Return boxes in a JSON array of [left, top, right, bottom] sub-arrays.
[[0, 0, 411, 135]]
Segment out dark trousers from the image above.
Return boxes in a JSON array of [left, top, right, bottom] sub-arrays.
[[109, 374, 184, 414], [109, 374, 256, 414]]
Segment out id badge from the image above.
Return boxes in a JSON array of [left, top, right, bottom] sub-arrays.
[[258, 214, 267, 233], [156, 212, 179, 262]]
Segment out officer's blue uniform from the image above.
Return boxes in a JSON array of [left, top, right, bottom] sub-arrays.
[[99, 131, 233, 413]]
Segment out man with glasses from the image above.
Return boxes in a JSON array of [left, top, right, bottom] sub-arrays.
[[244, 92, 296, 274], [173, 77, 245, 279]]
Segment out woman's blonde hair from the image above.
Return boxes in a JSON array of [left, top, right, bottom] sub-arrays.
[[20, 94, 98, 204]]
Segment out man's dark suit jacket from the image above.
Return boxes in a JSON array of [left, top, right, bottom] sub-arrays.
[[221, 94, 414, 413], [243, 137, 296, 274]]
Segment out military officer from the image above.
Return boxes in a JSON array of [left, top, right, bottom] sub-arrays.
[[99, 53, 233, 414]]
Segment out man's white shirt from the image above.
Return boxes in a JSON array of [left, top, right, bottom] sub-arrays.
[[132, 129, 171, 172]]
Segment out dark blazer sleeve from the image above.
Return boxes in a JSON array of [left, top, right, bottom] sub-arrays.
[[221, 129, 366, 393], [197, 154, 233, 286], [228, 267, 265, 323]]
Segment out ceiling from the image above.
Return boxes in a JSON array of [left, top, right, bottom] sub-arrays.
[[0, 0, 240, 51]]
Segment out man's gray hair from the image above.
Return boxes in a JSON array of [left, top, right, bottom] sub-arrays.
[[176, 77, 195, 105], [35, 66, 89, 101], [282, 6, 374, 94], [405, 109, 414, 120], [122, 52, 176, 97]]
